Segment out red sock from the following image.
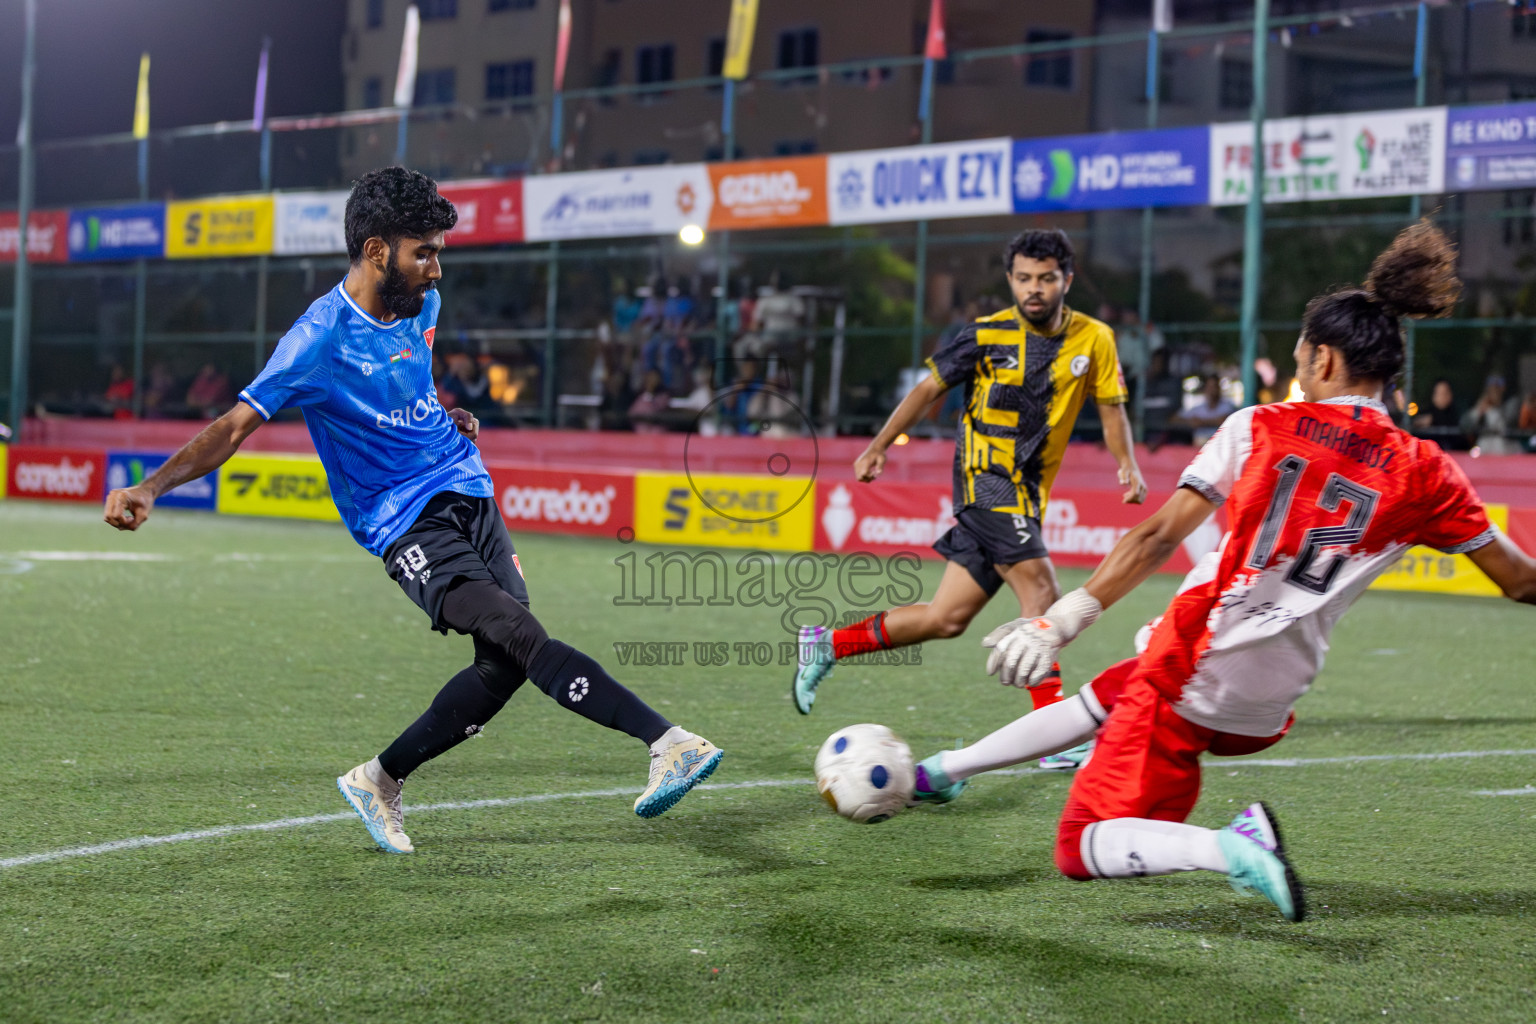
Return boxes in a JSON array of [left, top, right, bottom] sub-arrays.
[[1028, 661, 1065, 710], [832, 612, 893, 660]]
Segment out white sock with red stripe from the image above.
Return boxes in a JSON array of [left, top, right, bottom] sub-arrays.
[[938, 694, 1098, 782], [1080, 818, 1229, 878]]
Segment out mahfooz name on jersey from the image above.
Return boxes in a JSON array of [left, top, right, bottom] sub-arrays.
[[1293, 415, 1397, 472], [376, 390, 445, 430]]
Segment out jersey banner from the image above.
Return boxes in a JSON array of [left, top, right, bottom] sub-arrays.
[[827, 138, 1012, 225], [440, 179, 525, 245], [634, 471, 813, 551], [5, 445, 105, 503], [706, 156, 828, 231], [487, 463, 633, 538], [216, 452, 341, 522], [105, 451, 217, 511], [273, 191, 349, 255], [1368, 503, 1507, 598], [0, 210, 70, 263], [165, 195, 275, 259]]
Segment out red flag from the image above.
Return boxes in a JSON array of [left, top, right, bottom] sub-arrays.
[[924, 0, 947, 60], [553, 0, 572, 92]]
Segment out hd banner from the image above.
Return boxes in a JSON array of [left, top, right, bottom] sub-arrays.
[[827, 138, 1012, 225], [1012, 127, 1207, 213], [1447, 102, 1536, 192], [67, 204, 165, 261], [273, 191, 349, 255], [166, 195, 275, 258], [1210, 106, 1446, 205], [523, 165, 713, 241], [105, 451, 217, 511]]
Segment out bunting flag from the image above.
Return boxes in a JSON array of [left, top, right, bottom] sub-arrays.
[[924, 0, 947, 60], [722, 0, 758, 80], [1153, 0, 1173, 34], [553, 0, 572, 92], [132, 53, 150, 140], [252, 38, 270, 131], [393, 4, 421, 108]]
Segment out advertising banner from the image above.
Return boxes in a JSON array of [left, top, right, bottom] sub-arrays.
[[1446, 102, 1536, 192], [1210, 106, 1446, 205], [1368, 504, 1507, 598], [0, 445, 7, 499], [440, 178, 526, 245], [706, 156, 828, 230], [1012, 127, 1207, 212], [273, 190, 349, 255], [5, 445, 104, 503], [828, 138, 1012, 225], [633, 471, 813, 551], [67, 204, 165, 261], [166, 194, 275, 258], [216, 452, 340, 522], [0, 210, 70, 263], [487, 463, 634, 538], [105, 451, 217, 511], [523, 165, 713, 241]]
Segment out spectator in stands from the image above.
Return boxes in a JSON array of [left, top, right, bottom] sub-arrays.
[[675, 365, 719, 436], [1173, 373, 1236, 446], [1516, 389, 1536, 433], [663, 282, 695, 333], [599, 367, 635, 431], [104, 364, 135, 420], [1139, 349, 1187, 450], [748, 367, 802, 438], [1462, 375, 1516, 454], [752, 272, 805, 360], [717, 358, 762, 436], [440, 350, 496, 417], [142, 361, 181, 419], [185, 363, 232, 419], [1412, 378, 1466, 449], [628, 369, 671, 434]]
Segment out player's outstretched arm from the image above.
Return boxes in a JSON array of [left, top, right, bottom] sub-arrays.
[[986, 486, 1216, 686], [854, 374, 947, 483], [103, 402, 264, 532], [1098, 401, 1148, 504], [1467, 532, 1536, 605]]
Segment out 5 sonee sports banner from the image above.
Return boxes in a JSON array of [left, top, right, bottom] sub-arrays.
[[0, 210, 70, 263], [5, 445, 104, 503], [634, 471, 813, 551], [706, 156, 827, 230], [165, 195, 275, 259], [488, 463, 633, 538]]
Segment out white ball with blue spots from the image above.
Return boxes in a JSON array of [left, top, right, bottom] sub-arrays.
[[813, 723, 915, 824]]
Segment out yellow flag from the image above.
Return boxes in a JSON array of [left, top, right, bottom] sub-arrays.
[[132, 53, 150, 139], [722, 0, 758, 80]]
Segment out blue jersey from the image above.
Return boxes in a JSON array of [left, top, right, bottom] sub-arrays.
[[239, 282, 493, 555]]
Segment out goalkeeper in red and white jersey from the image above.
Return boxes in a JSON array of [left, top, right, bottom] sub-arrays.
[[910, 222, 1536, 921]]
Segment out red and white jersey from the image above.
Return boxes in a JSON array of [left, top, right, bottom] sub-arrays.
[[1140, 396, 1495, 737]]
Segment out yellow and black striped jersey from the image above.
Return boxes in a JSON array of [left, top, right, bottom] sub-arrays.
[[925, 305, 1127, 518]]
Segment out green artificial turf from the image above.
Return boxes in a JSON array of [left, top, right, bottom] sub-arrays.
[[1, 500, 1532, 1023]]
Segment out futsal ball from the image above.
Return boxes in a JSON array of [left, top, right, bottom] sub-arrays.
[[814, 723, 915, 824]]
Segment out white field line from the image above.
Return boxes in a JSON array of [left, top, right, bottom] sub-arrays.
[[3, 748, 1535, 873], [9, 551, 176, 562], [1474, 785, 1536, 796]]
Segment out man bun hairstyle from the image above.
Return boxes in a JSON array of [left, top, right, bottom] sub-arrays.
[[1004, 228, 1075, 278], [1300, 220, 1460, 384], [344, 166, 458, 262]]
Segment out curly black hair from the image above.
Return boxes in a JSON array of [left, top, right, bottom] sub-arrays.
[[1003, 228, 1075, 277], [344, 166, 458, 263], [1301, 220, 1460, 383]]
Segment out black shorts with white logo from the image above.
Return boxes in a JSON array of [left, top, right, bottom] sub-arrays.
[[383, 491, 530, 633], [932, 506, 1050, 597]]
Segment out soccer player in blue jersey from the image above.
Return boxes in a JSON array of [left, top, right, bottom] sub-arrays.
[[103, 167, 722, 853]]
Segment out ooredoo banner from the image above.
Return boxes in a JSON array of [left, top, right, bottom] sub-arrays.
[[0, 210, 70, 263], [5, 445, 105, 503], [487, 463, 633, 538], [827, 138, 1011, 225], [523, 165, 713, 241], [273, 190, 349, 255], [440, 179, 526, 245], [707, 156, 827, 230]]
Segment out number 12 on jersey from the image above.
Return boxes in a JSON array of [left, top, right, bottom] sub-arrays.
[[1245, 455, 1381, 595]]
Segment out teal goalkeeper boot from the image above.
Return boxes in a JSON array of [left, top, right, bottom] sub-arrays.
[[908, 754, 967, 806], [1216, 802, 1307, 922], [792, 626, 834, 715]]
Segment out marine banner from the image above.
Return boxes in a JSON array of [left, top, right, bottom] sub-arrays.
[[523, 165, 713, 241], [165, 194, 275, 258], [634, 471, 813, 551], [216, 452, 340, 522], [707, 156, 827, 230]]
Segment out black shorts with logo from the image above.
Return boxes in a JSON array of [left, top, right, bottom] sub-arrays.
[[383, 491, 530, 633], [932, 506, 1050, 597]]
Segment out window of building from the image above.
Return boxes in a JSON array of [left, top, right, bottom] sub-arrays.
[[414, 67, 457, 106], [366, 0, 384, 29], [363, 76, 383, 108], [637, 44, 675, 85], [1024, 30, 1072, 90], [1505, 190, 1535, 247], [418, 0, 457, 20], [489, 0, 535, 10], [486, 60, 535, 101], [773, 139, 816, 156], [1219, 58, 1252, 109], [777, 27, 819, 84], [596, 48, 622, 105], [633, 148, 671, 165], [1515, 9, 1536, 39], [707, 37, 725, 77]]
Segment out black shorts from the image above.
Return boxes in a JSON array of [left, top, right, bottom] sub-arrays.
[[932, 506, 1050, 597], [383, 491, 530, 633]]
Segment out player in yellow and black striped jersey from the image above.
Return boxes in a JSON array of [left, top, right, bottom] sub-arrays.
[[793, 230, 1148, 757]]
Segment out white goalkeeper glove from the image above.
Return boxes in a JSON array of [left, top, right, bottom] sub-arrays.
[[982, 587, 1104, 689]]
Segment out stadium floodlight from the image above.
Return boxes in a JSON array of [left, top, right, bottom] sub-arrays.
[[679, 224, 705, 246]]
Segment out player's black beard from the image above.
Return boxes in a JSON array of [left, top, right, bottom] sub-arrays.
[[1020, 297, 1063, 332], [378, 259, 433, 319]]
